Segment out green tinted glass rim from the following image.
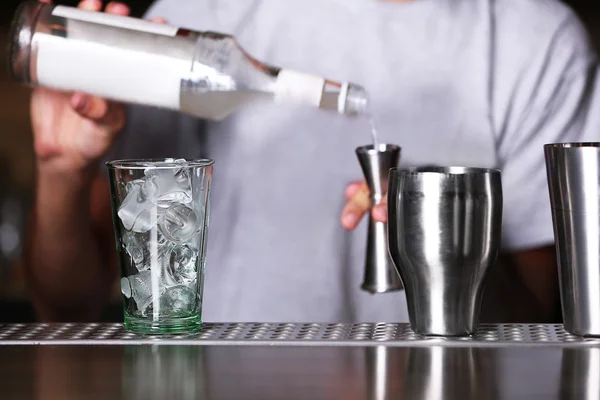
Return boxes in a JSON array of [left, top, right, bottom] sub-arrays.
[[106, 158, 215, 170]]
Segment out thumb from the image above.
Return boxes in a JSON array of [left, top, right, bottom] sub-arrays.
[[71, 92, 125, 132], [71, 93, 109, 120]]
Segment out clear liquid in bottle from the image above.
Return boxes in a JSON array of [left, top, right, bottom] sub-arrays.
[[9, 1, 370, 121]]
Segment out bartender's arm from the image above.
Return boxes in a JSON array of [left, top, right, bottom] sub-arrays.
[[23, 1, 130, 322]]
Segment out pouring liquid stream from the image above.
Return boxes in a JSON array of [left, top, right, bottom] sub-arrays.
[[365, 110, 383, 208], [366, 113, 381, 151]]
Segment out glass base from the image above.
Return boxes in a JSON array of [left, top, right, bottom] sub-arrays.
[[124, 314, 202, 335]]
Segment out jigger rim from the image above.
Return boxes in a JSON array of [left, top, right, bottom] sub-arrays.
[[390, 166, 500, 176], [355, 144, 401, 154]]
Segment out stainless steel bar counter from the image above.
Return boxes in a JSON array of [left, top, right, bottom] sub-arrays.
[[2, 323, 600, 399]]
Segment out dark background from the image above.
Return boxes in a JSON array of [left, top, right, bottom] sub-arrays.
[[0, 0, 598, 322]]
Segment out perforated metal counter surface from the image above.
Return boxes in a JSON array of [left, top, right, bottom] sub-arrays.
[[2, 323, 600, 399], [0, 322, 599, 346]]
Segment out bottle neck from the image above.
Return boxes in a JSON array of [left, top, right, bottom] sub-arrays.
[[273, 70, 368, 116]]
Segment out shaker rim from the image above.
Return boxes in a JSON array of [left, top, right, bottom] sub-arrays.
[[544, 142, 600, 149], [390, 166, 500, 175]]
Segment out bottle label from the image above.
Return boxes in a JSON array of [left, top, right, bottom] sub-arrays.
[[52, 5, 179, 37], [35, 34, 185, 110], [274, 70, 325, 107]]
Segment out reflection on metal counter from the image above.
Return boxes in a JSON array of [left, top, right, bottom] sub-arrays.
[[364, 346, 400, 400], [123, 346, 209, 400], [403, 347, 497, 400], [362, 346, 496, 400], [559, 347, 600, 400], [2, 341, 591, 399]]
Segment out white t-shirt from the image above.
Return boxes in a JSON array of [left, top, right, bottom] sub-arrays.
[[107, 0, 598, 322]]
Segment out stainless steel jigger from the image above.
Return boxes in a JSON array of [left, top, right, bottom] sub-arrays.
[[355, 144, 402, 294]]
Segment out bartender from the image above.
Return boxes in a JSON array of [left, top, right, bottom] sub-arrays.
[[24, 0, 598, 323]]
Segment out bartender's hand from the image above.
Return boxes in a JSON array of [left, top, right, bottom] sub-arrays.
[[26, 1, 169, 322], [32, 0, 132, 174], [341, 182, 388, 230]]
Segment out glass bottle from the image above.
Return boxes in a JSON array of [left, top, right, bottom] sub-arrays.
[[9, 1, 368, 120]]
